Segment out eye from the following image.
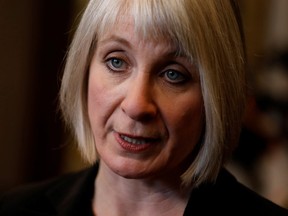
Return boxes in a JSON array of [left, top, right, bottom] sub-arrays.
[[162, 69, 187, 84], [106, 57, 127, 71]]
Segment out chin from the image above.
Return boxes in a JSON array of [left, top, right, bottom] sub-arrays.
[[104, 157, 160, 179]]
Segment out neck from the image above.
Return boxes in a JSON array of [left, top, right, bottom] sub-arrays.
[[92, 162, 190, 216]]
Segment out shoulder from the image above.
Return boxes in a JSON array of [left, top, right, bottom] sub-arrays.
[[0, 165, 98, 215], [185, 169, 288, 215], [216, 169, 288, 214]]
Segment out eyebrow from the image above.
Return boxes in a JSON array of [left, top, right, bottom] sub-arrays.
[[98, 35, 188, 59], [98, 35, 132, 48]]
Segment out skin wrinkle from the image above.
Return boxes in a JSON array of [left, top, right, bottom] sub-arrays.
[[88, 16, 203, 194], [57, 1, 248, 214]]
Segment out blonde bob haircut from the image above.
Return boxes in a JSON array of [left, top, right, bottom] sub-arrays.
[[60, 0, 247, 187]]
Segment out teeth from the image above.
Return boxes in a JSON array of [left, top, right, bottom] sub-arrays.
[[121, 135, 147, 145]]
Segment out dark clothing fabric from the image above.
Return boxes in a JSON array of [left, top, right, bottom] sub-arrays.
[[1, 164, 287, 215], [0, 166, 97, 216]]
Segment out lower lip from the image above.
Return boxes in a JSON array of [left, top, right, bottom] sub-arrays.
[[114, 132, 154, 153]]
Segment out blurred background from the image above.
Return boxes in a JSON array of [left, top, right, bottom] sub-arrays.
[[0, 0, 287, 209]]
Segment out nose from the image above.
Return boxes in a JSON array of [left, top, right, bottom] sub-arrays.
[[121, 75, 157, 122]]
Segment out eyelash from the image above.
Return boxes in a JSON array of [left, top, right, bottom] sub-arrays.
[[105, 57, 127, 72], [160, 69, 189, 84], [104, 56, 190, 84]]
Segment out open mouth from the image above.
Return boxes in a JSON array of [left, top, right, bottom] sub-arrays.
[[115, 132, 160, 152], [120, 134, 157, 145]]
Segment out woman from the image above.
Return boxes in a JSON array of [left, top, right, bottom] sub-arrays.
[[1, 0, 287, 215]]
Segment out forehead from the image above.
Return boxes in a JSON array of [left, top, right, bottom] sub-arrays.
[[97, 16, 183, 58], [99, 17, 171, 45], [91, 0, 195, 61]]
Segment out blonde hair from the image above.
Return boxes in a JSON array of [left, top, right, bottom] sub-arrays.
[[60, 0, 247, 187]]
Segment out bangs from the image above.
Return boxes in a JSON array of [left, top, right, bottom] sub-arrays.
[[93, 0, 196, 61]]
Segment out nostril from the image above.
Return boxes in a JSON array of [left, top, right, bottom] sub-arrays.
[[120, 92, 157, 122], [121, 100, 158, 122]]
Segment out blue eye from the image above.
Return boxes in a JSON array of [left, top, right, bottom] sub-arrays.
[[166, 70, 179, 80], [164, 70, 186, 83], [109, 58, 124, 69], [105, 57, 128, 72]]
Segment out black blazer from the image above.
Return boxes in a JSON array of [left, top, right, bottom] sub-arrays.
[[1, 164, 287, 215]]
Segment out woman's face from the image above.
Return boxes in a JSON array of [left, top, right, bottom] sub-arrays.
[[88, 19, 204, 180]]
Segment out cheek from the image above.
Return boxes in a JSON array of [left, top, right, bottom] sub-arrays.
[[87, 73, 112, 130], [166, 92, 204, 149], [181, 104, 204, 139], [87, 72, 123, 132], [88, 76, 102, 120]]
